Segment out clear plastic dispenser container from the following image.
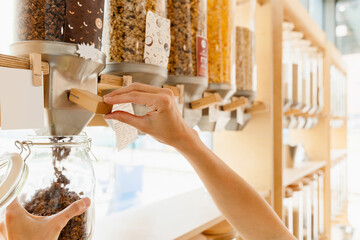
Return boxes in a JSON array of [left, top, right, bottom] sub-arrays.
[[167, 0, 207, 77], [14, 0, 105, 49], [207, 0, 236, 85], [308, 174, 319, 240], [291, 31, 304, 109], [302, 178, 312, 240], [282, 22, 294, 111], [103, 0, 167, 63], [317, 170, 325, 235], [289, 182, 304, 240], [235, 0, 257, 96], [284, 187, 294, 234], [299, 40, 311, 113], [308, 47, 319, 115]]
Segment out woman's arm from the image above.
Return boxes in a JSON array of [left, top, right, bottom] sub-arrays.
[[104, 83, 295, 240]]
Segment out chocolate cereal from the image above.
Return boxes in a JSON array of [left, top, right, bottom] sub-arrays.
[[167, 0, 207, 76]]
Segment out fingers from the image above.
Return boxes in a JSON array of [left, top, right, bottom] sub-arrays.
[[104, 82, 162, 98], [104, 91, 159, 107], [105, 111, 147, 131], [52, 197, 91, 229]]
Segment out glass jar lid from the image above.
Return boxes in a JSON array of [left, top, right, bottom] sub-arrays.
[[0, 153, 28, 210]]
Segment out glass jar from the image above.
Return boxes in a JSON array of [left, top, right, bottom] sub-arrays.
[[317, 170, 325, 235], [291, 31, 304, 109], [167, 0, 207, 77], [16, 135, 95, 240], [282, 22, 294, 111], [235, 0, 256, 92], [308, 174, 319, 240], [289, 182, 304, 240], [207, 0, 236, 84], [302, 178, 312, 240], [284, 187, 294, 234], [14, 0, 105, 49], [299, 40, 311, 113], [103, 0, 167, 63]]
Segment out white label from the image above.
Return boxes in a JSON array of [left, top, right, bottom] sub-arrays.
[[106, 103, 138, 151], [144, 11, 170, 67], [208, 105, 219, 123], [236, 107, 245, 125], [0, 67, 44, 130]]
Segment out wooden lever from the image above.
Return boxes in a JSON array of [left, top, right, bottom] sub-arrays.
[[245, 101, 267, 114], [99, 74, 132, 86], [190, 93, 222, 110], [221, 97, 249, 111], [0, 53, 49, 75], [69, 88, 113, 114]]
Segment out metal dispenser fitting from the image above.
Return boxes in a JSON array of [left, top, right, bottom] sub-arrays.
[[10, 41, 106, 136], [166, 76, 208, 128], [102, 62, 168, 116]]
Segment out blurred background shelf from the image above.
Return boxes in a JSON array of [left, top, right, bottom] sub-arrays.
[[283, 161, 326, 187]]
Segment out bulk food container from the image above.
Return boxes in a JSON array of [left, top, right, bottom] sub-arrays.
[[103, 0, 167, 63], [284, 187, 294, 234], [317, 52, 324, 113], [282, 22, 294, 110], [317, 170, 325, 235], [207, 0, 236, 85], [302, 178, 312, 240], [14, 0, 105, 49], [291, 31, 304, 109], [0, 135, 96, 240], [235, 0, 257, 94], [308, 47, 318, 114], [167, 0, 208, 77], [289, 182, 304, 240], [308, 174, 319, 240], [299, 40, 312, 112]]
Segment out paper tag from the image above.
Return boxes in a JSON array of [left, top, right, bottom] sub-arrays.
[[208, 105, 219, 123], [236, 107, 245, 125], [0, 67, 44, 130], [144, 11, 170, 67], [76, 43, 102, 61], [196, 36, 208, 78], [215, 111, 231, 131], [107, 103, 138, 151]]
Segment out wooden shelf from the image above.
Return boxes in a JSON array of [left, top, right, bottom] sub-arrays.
[[330, 149, 347, 166], [283, 161, 326, 187], [283, 0, 326, 50]]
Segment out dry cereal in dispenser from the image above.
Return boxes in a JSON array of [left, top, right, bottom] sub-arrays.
[[104, 0, 167, 63], [167, 0, 207, 76]]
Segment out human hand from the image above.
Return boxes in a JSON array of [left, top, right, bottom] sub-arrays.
[[103, 83, 198, 150], [0, 197, 91, 240]]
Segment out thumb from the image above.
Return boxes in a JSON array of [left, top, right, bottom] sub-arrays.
[[51, 197, 91, 229], [105, 111, 147, 131]]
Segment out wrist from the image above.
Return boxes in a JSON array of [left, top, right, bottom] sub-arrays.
[[172, 126, 202, 153]]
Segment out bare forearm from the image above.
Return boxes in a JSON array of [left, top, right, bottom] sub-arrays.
[[175, 133, 294, 240]]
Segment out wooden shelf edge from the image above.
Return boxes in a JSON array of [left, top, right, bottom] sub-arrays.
[[0, 53, 50, 75], [283, 161, 326, 187], [283, 0, 326, 50]]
